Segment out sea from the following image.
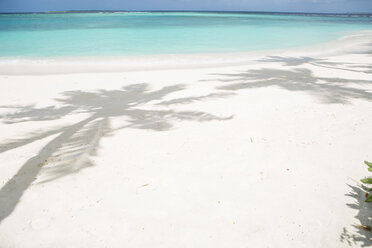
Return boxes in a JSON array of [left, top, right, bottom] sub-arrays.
[[0, 11, 371, 58]]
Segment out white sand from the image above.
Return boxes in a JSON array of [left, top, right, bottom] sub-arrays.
[[0, 33, 372, 247]]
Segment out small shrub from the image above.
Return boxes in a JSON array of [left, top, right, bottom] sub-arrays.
[[361, 161, 372, 202]]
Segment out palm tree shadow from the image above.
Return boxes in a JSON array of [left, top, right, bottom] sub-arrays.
[[205, 67, 372, 104], [0, 83, 232, 224], [340, 185, 372, 247], [258, 56, 372, 74]]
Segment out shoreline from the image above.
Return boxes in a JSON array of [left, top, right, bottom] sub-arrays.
[[0, 26, 372, 247], [1, 30, 371, 75]]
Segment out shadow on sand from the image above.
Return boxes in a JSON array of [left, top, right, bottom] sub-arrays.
[[258, 55, 372, 74], [0, 83, 232, 224], [204, 67, 372, 104], [257, 40, 372, 71], [340, 185, 372, 247], [205, 60, 372, 244]]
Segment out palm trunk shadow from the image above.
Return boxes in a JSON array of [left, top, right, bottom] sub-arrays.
[[0, 116, 95, 224], [0, 127, 69, 154], [0, 83, 232, 224]]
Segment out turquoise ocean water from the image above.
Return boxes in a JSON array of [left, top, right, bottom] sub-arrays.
[[0, 12, 371, 58]]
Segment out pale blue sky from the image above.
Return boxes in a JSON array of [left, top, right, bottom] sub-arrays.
[[0, 0, 371, 13]]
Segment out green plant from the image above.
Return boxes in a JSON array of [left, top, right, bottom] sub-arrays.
[[361, 161, 372, 202]]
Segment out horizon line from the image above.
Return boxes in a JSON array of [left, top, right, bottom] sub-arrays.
[[1, 9, 372, 15]]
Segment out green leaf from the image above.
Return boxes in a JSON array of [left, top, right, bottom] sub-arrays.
[[366, 194, 372, 202], [361, 178, 372, 184], [368, 167, 372, 172], [365, 161, 372, 168]]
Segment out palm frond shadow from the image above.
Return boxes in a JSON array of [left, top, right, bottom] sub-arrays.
[[0, 83, 232, 223], [258, 55, 372, 74], [205, 67, 372, 104], [340, 185, 372, 247]]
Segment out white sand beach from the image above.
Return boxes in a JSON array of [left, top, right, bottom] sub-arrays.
[[0, 33, 372, 247]]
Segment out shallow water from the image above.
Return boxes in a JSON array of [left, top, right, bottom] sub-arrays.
[[0, 12, 371, 58]]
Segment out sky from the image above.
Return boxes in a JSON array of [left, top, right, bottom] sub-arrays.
[[0, 0, 372, 13]]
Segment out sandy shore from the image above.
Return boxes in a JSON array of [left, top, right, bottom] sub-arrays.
[[0, 33, 372, 247]]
